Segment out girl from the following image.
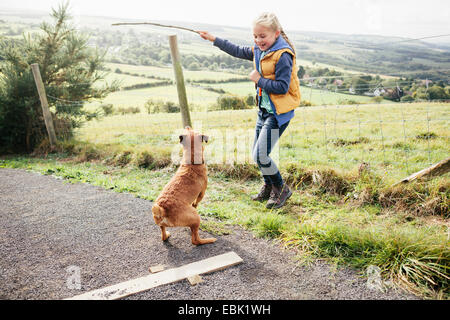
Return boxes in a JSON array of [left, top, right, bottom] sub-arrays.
[[199, 12, 301, 209]]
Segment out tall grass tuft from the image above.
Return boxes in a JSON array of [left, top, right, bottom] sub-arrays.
[[254, 213, 288, 238], [287, 221, 449, 299]]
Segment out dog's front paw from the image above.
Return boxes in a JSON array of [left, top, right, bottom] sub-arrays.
[[193, 237, 217, 245], [162, 230, 171, 241]]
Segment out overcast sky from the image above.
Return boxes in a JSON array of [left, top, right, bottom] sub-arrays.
[[2, 0, 450, 41]]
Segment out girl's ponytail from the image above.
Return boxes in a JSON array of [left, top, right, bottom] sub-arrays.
[[280, 29, 296, 55]]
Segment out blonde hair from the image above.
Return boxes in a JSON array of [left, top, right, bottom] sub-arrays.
[[253, 12, 296, 55]]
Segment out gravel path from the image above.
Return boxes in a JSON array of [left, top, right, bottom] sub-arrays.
[[0, 168, 418, 300]]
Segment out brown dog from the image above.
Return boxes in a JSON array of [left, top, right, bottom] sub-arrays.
[[151, 127, 216, 245]]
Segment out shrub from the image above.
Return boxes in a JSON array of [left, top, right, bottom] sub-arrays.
[[338, 99, 359, 105], [371, 96, 384, 103], [416, 132, 437, 140], [428, 85, 449, 100], [214, 94, 250, 111], [400, 95, 414, 102], [100, 104, 114, 116], [300, 100, 313, 107], [145, 99, 180, 113], [245, 94, 256, 106], [117, 107, 140, 114], [188, 62, 201, 71]]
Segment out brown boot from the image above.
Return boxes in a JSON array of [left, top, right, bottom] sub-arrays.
[[266, 184, 292, 209], [252, 183, 272, 202]]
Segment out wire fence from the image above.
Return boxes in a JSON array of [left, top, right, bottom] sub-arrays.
[[45, 79, 450, 181]]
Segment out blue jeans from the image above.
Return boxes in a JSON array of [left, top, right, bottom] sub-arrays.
[[252, 109, 290, 187]]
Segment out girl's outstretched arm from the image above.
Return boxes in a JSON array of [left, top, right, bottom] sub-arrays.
[[198, 31, 253, 61]]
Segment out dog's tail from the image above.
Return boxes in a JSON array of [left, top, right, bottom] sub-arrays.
[[151, 203, 165, 225]]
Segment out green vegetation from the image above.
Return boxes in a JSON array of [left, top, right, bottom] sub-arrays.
[[0, 3, 117, 153]]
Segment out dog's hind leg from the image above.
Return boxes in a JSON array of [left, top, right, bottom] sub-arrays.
[[188, 213, 216, 245], [160, 226, 170, 241], [191, 225, 216, 245]]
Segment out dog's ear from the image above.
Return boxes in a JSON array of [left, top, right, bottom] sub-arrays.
[[202, 135, 209, 143], [179, 134, 186, 143]]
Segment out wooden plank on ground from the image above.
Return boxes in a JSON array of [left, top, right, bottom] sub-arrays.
[[149, 264, 165, 273], [394, 156, 450, 185], [187, 274, 203, 286], [65, 251, 243, 300]]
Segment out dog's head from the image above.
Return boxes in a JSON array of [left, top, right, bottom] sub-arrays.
[[179, 126, 209, 165]]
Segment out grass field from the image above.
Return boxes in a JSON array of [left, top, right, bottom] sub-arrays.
[[106, 62, 246, 82], [87, 84, 221, 111], [78, 102, 449, 182], [100, 72, 163, 88]]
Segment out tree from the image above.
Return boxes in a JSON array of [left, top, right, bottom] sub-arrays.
[[352, 77, 369, 95], [158, 50, 171, 64], [215, 94, 248, 110], [245, 94, 255, 106], [188, 62, 201, 71], [428, 85, 448, 100], [208, 62, 219, 71], [297, 65, 305, 79], [400, 95, 414, 102], [0, 2, 117, 153], [412, 87, 430, 101]]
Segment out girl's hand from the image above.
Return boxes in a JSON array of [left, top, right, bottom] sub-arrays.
[[249, 69, 261, 84], [198, 31, 216, 42]]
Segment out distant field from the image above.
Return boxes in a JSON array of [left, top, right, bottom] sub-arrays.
[[86, 84, 221, 111], [91, 65, 390, 111], [207, 81, 255, 96], [87, 82, 385, 111], [298, 85, 390, 104], [179, 41, 221, 55], [206, 82, 390, 105], [98, 72, 163, 88], [106, 62, 246, 82]]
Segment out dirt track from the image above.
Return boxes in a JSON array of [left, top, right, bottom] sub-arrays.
[[0, 168, 418, 300]]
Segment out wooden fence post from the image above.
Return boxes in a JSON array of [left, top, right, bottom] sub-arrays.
[[168, 34, 192, 128], [31, 63, 57, 147]]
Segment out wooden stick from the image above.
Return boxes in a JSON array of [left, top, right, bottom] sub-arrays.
[[394, 157, 450, 185], [112, 22, 199, 34]]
